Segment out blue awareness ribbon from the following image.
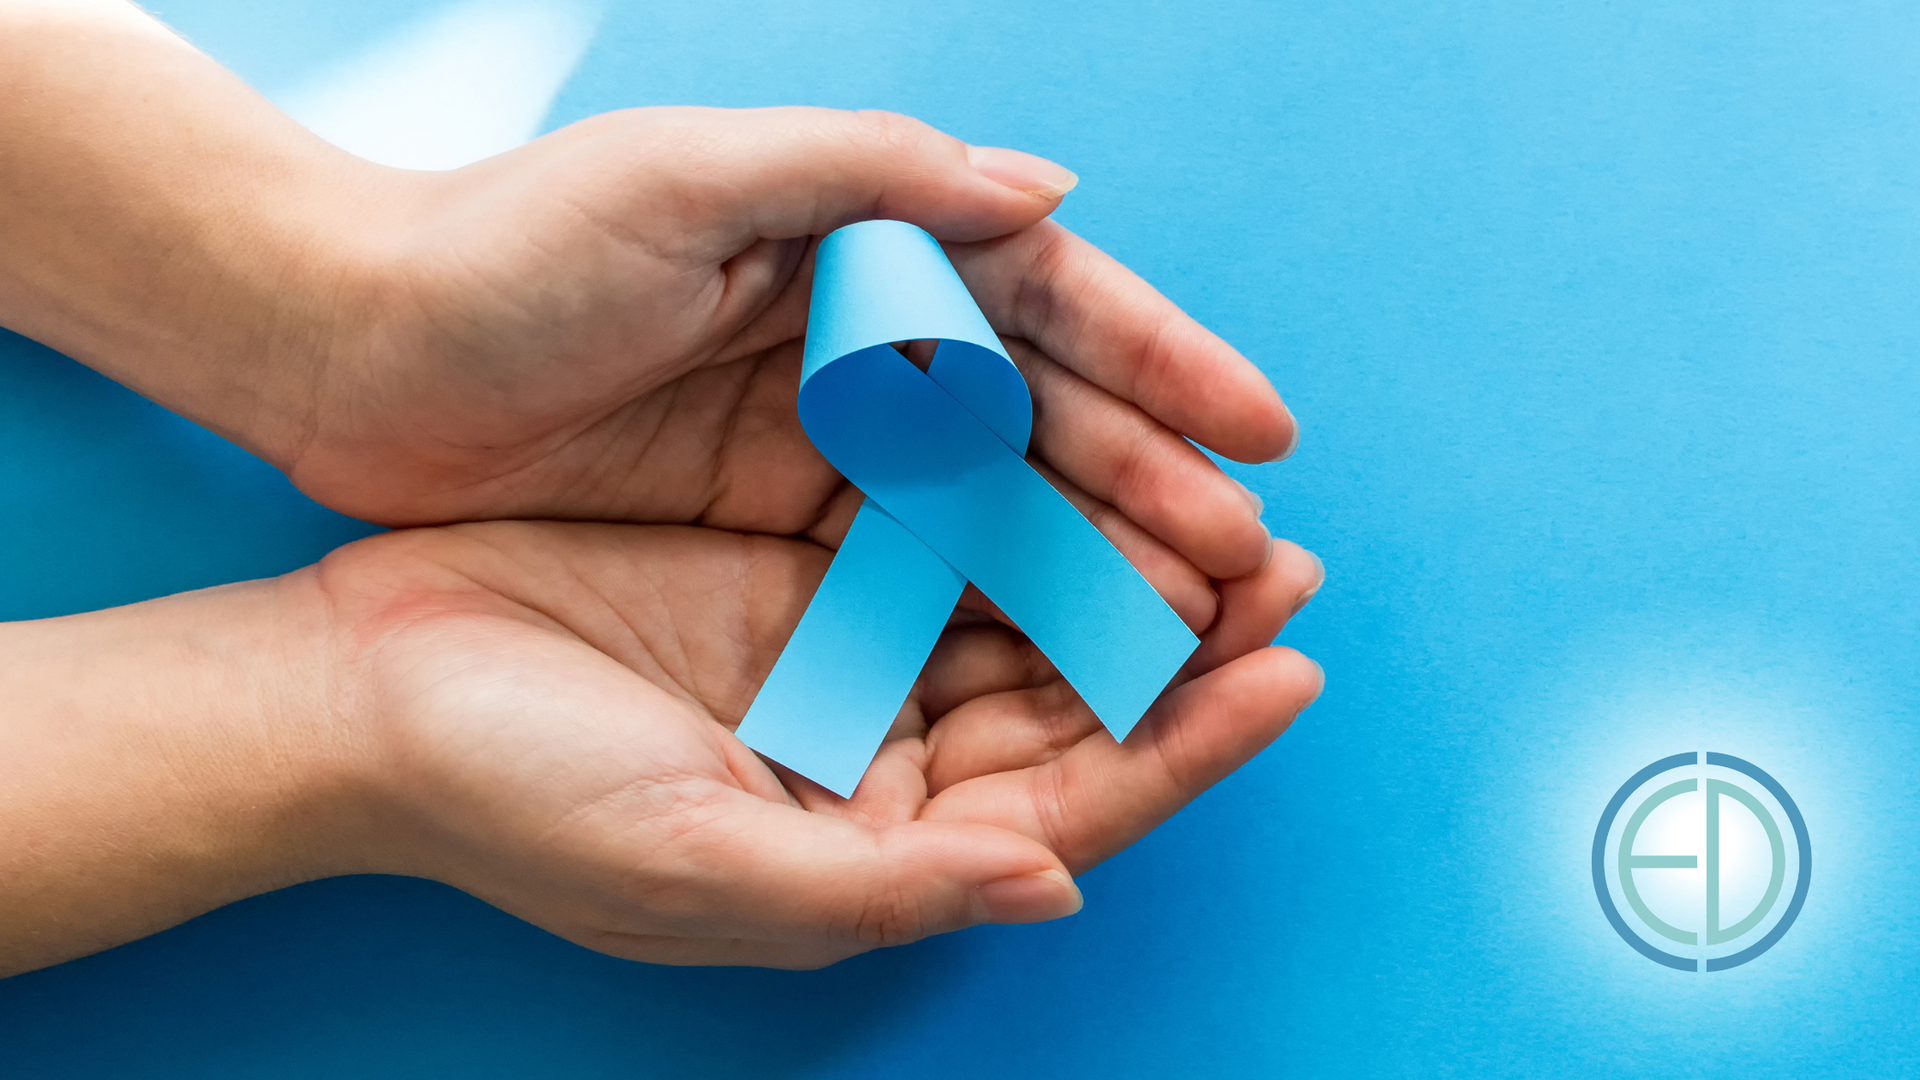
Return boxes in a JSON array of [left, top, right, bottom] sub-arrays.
[[733, 220, 1201, 797]]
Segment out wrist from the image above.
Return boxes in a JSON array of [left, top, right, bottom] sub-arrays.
[[0, 569, 383, 974], [0, 2, 414, 470]]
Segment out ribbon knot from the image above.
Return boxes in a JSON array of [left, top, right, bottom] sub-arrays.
[[735, 220, 1199, 796]]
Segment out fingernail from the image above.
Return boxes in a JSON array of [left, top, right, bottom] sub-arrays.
[[1237, 480, 1265, 518], [976, 868, 1084, 923], [1271, 416, 1302, 462], [1291, 549, 1325, 615], [967, 146, 1079, 199]]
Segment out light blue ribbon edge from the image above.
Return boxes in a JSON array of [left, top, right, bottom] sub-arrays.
[[735, 221, 1199, 797]]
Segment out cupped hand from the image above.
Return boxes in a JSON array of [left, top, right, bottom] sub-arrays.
[[0, 12, 1327, 978], [277, 106, 1292, 601], [314, 516, 1322, 969]]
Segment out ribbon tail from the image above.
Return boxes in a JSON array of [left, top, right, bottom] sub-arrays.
[[733, 498, 964, 797]]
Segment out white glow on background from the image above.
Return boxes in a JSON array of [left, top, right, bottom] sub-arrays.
[[1491, 639, 1864, 1006], [1621, 773, 1787, 950], [1713, 784, 1775, 931], [1453, 607, 1884, 1052], [274, 0, 601, 170], [1633, 789, 1707, 934]]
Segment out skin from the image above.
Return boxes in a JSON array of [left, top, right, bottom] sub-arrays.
[[0, 0, 1325, 974], [0, 520, 1322, 976], [0, 0, 1294, 598]]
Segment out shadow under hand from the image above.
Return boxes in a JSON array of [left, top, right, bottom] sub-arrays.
[[0, 875, 968, 1080]]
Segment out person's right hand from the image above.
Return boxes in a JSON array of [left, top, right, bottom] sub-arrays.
[[309, 517, 1322, 968], [0, 3, 1295, 626], [273, 107, 1293, 593], [5, 4, 1300, 661]]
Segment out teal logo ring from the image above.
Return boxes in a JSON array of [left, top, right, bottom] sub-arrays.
[[1592, 752, 1811, 971]]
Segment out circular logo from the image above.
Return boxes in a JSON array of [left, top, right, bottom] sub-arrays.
[[1592, 752, 1811, 971]]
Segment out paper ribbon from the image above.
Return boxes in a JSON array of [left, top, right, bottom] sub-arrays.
[[733, 220, 1201, 796]]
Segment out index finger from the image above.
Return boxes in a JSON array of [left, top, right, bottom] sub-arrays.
[[913, 536, 1322, 868], [944, 220, 1298, 464], [920, 644, 1323, 872]]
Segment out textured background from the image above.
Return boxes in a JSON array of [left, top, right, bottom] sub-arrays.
[[2, 1, 1916, 1075]]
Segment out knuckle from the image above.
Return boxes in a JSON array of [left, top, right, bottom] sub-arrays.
[[845, 883, 934, 948], [1037, 684, 1101, 754], [1106, 428, 1161, 509], [1009, 224, 1079, 339], [849, 109, 939, 160], [1029, 766, 1078, 861], [1133, 314, 1186, 410]]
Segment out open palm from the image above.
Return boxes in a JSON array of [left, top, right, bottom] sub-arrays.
[[316, 516, 1321, 969]]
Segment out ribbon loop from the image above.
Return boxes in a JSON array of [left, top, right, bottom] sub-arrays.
[[735, 221, 1199, 796]]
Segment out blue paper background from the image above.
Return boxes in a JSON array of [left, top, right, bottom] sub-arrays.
[[3, 0, 1917, 1075]]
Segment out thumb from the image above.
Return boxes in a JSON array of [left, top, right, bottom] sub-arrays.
[[598, 105, 1077, 249], [658, 788, 1084, 950]]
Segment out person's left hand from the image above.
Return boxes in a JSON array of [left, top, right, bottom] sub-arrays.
[[308, 515, 1323, 968]]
